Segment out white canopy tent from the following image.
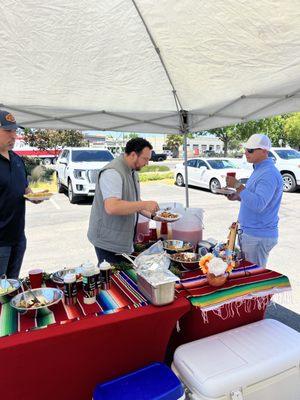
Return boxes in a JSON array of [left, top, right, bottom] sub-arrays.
[[1, 0, 300, 205]]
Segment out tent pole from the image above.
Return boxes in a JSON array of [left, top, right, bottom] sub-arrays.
[[180, 110, 189, 208], [183, 131, 189, 208]]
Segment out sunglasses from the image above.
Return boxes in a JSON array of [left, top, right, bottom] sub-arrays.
[[246, 148, 259, 154]]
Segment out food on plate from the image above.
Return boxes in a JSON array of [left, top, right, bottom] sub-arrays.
[[0, 285, 15, 295], [17, 295, 49, 308], [24, 190, 53, 199], [159, 211, 179, 219], [163, 241, 192, 251], [166, 245, 180, 250], [172, 253, 198, 262]]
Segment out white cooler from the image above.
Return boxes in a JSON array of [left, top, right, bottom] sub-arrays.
[[172, 319, 300, 400]]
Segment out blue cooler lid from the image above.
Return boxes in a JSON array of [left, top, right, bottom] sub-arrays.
[[93, 362, 184, 400]]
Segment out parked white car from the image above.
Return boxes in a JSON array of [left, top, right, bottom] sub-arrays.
[[56, 147, 114, 203], [174, 158, 251, 193], [241, 147, 300, 192]]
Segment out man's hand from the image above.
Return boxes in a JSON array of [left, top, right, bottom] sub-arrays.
[[226, 192, 241, 201], [27, 198, 44, 204], [142, 201, 160, 214], [24, 187, 44, 204], [226, 176, 239, 188]]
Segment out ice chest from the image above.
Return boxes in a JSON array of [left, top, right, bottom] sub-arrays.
[[93, 362, 185, 400], [172, 319, 300, 400]]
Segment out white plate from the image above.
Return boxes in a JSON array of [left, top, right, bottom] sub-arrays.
[[215, 188, 236, 195], [156, 211, 182, 222]]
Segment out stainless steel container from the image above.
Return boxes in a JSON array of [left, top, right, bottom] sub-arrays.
[[137, 273, 176, 306]]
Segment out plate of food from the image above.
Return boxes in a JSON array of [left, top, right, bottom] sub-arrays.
[[51, 266, 84, 285], [10, 287, 63, 313], [156, 210, 181, 222], [169, 252, 201, 270], [0, 278, 21, 304], [24, 190, 54, 201], [214, 187, 236, 195], [163, 240, 193, 254]]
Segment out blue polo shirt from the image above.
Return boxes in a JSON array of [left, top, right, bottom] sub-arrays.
[[239, 158, 283, 238], [0, 151, 28, 246]]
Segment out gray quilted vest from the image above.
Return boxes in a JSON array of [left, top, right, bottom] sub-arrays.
[[87, 155, 140, 254]]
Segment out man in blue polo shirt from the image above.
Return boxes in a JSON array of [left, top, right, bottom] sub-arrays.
[[226, 134, 283, 267], [0, 110, 35, 278]]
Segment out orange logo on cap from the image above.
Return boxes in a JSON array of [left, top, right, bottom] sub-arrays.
[[5, 113, 16, 123]]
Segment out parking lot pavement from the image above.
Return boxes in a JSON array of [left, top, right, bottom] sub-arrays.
[[22, 182, 300, 318]]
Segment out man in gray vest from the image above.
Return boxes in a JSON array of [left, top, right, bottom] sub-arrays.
[[88, 137, 160, 264]]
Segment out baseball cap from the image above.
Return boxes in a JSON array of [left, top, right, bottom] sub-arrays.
[[0, 110, 24, 130], [244, 133, 271, 151]]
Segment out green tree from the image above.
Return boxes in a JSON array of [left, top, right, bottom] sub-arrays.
[[284, 113, 300, 149], [165, 134, 184, 157], [124, 132, 139, 140], [197, 126, 242, 156], [23, 129, 87, 150], [235, 115, 288, 146], [199, 115, 289, 155]]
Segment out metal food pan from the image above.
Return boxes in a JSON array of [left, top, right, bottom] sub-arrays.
[[137, 273, 175, 306]]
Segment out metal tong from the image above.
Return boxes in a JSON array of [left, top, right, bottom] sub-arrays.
[[21, 280, 41, 306]]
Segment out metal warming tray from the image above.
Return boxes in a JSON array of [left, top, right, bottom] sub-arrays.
[[136, 272, 177, 306]]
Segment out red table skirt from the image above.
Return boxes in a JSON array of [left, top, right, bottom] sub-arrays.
[[0, 297, 190, 400], [172, 295, 271, 346]]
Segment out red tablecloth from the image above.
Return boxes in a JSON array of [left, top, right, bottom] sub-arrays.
[[0, 270, 190, 400], [0, 297, 190, 400], [172, 263, 291, 345]]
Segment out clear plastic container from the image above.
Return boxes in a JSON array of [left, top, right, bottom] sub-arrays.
[[172, 208, 204, 248]]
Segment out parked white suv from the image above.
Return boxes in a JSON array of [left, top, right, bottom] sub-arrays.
[[241, 147, 300, 192], [56, 147, 114, 203]]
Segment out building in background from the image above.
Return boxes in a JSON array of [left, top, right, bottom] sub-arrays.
[[83, 131, 224, 158], [183, 137, 224, 157]]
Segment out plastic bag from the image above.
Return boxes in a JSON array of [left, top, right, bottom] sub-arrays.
[[134, 241, 170, 272]]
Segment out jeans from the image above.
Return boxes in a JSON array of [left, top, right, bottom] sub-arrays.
[[0, 237, 27, 278], [240, 233, 278, 268], [94, 247, 125, 265]]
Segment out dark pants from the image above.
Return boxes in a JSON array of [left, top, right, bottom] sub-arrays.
[[94, 247, 125, 265], [0, 237, 27, 278]]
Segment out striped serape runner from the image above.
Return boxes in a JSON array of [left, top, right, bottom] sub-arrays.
[[176, 264, 291, 311], [0, 271, 148, 338]]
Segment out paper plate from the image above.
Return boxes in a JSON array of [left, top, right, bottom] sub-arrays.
[[156, 211, 181, 222], [215, 188, 236, 195]]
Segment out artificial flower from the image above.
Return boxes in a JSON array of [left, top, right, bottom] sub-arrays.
[[199, 253, 213, 273]]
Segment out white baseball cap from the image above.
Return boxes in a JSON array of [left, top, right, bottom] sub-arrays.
[[244, 134, 272, 150]]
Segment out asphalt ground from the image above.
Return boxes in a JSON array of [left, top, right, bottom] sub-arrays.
[[22, 181, 299, 330]]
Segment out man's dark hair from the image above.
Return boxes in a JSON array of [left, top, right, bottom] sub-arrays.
[[125, 137, 153, 155]]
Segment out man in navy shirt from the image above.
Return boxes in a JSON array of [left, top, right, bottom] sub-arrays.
[[0, 110, 35, 278], [226, 134, 283, 267]]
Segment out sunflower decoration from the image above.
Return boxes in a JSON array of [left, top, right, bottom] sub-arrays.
[[199, 253, 214, 274], [199, 253, 235, 275]]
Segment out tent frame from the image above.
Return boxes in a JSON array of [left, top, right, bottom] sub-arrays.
[[2, 1, 300, 207]]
